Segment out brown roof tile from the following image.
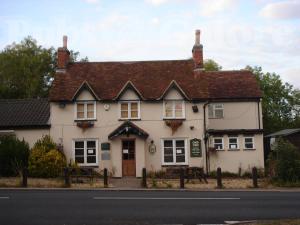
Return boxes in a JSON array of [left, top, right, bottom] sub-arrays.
[[49, 59, 262, 101]]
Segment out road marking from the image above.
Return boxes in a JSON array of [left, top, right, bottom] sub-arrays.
[[0, 197, 9, 199], [93, 197, 240, 200]]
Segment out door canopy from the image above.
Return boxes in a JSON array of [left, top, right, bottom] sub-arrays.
[[108, 121, 149, 140]]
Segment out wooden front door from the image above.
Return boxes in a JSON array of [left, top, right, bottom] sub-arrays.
[[122, 140, 136, 177]]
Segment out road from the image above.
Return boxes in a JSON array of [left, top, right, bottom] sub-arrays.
[[0, 190, 299, 225]]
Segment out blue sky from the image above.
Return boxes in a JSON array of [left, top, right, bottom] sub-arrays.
[[0, 0, 300, 87]]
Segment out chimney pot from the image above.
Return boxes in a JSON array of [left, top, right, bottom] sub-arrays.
[[63, 35, 68, 48], [195, 29, 200, 45]]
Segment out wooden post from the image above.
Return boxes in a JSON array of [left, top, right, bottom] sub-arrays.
[[252, 167, 258, 188], [217, 167, 222, 188], [22, 167, 28, 187], [64, 167, 70, 187], [180, 168, 185, 189], [142, 168, 147, 188], [104, 168, 108, 188]]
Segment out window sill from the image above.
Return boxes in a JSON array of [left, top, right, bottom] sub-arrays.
[[76, 164, 99, 168], [215, 149, 225, 151], [163, 118, 186, 120], [162, 164, 188, 167], [208, 117, 224, 119], [228, 149, 240, 151], [118, 118, 141, 121], [74, 119, 97, 122], [243, 148, 256, 151]]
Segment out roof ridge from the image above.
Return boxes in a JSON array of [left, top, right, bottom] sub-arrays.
[[70, 59, 193, 64]]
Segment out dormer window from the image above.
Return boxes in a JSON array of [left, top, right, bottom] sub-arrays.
[[75, 101, 96, 120], [119, 101, 140, 120], [163, 100, 185, 119]]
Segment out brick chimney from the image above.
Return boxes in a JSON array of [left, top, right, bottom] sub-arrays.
[[192, 30, 203, 69], [57, 35, 70, 70]]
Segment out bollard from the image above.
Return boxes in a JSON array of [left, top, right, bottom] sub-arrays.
[[180, 168, 185, 189], [217, 167, 222, 188], [64, 167, 70, 187], [22, 167, 28, 187], [252, 167, 258, 188], [142, 168, 147, 188], [104, 168, 108, 188]]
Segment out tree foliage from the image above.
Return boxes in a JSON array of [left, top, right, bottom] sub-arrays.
[[203, 59, 222, 71], [245, 66, 300, 134], [0, 135, 29, 176], [0, 36, 88, 99]]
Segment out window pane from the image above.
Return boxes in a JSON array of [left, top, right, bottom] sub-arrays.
[[87, 141, 95, 148], [165, 101, 173, 117], [87, 103, 94, 111], [215, 109, 223, 118], [164, 156, 173, 163], [245, 143, 253, 149], [208, 105, 214, 118], [214, 138, 222, 144], [175, 110, 183, 117], [77, 104, 84, 112], [176, 155, 185, 163], [164, 147, 173, 155], [176, 140, 184, 147], [75, 141, 84, 148], [121, 111, 128, 118], [75, 149, 84, 156], [131, 103, 138, 110], [131, 110, 138, 118], [175, 102, 182, 110], [164, 140, 173, 148], [77, 112, 84, 119], [121, 103, 128, 110], [87, 156, 96, 163], [165, 110, 173, 117], [245, 138, 253, 143], [215, 104, 223, 109], [229, 138, 237, 144], [87, 111, 94, 118]]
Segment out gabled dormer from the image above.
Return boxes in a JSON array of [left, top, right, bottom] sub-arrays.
[[116, 81, 142, 120], [73, 81, 98, 121]]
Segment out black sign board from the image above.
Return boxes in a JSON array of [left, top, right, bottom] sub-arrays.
[[190, 138, 202, 157], [101, 142, 110, 151]]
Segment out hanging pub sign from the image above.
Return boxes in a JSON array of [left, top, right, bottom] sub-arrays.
[[190, 138, 202, 157]]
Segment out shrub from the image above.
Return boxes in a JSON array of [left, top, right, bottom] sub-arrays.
[[0, 135, 29, 176], [28, 135, 66, 178], [268, 138, 300, 183]]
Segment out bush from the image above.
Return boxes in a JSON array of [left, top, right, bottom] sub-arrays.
[[268, 138, 300, 183], [0, 135, 29, 176], [28, 135, 66, 178]]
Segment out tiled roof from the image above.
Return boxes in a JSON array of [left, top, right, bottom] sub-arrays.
[[49, 59, 262, 101], [265, 128, 300, 137], [0, 98, 50, 129]]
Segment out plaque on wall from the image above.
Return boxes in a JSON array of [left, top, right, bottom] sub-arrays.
[[101, 142, 110, 151], [190, 138, 202, 157]]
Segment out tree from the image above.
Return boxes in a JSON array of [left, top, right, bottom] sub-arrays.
[[203, 59, 222, 71], [0, 36, 88, 99], [245, 66, 300, 134]]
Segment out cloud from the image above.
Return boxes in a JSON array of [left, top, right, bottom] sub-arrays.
[[150, 17, 160, 25], [145, 0, 168, 6], [260, 0, 300, 19], [83, 0, 99, 4], [199, 0, 239, 17]]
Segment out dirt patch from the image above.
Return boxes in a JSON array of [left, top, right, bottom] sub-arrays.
[[147, 178, 273, 189]]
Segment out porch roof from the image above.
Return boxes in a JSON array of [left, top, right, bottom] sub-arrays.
[[108, 121, 149, 140]]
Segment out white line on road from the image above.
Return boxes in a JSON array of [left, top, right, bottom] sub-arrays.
[[93, 197, 240, 200], [0, 197, 9, 199]]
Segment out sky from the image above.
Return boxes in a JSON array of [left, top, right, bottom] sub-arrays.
[[0, 0, 299, 88]]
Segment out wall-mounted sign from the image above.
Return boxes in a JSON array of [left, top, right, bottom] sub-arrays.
[[190, 138, 202, 157], [101, 142, 110, 151]]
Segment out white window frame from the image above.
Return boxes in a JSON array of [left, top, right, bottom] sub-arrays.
[[74, 101, 96, 120], [161, 138, 188, 165], [163, 100, 185, 119], [244, 136, 255, 150], [119, 101, 141, 120], [208, 103, 224, 119], [213, 137, 224, 150], [228, 136, 239, 150], [73, 139, 99, 166]]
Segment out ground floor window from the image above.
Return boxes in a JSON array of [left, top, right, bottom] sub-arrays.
[[228, 136, 239, 150], [162, 139, 187, 165], [244, 136, 254, 150], [73, 139, 98, 166], [213, 137, 224, 150]]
